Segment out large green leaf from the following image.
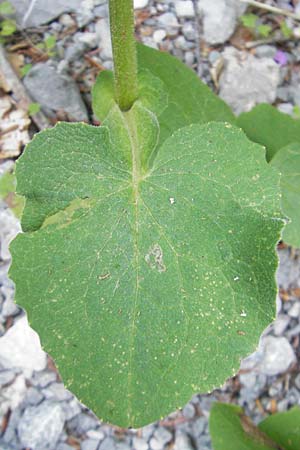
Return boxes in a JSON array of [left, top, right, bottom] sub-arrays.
[[210, 403, 300, 450], [270, 143, 300, 248], [259, 407, 300, 450], [10, 89, 283, 427], [237, 104, 300, 161], [92, 43, 235, 146], [209, 403, 278, 450]]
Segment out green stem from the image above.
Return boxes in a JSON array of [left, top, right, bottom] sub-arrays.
[[109, 0, 138, 111]]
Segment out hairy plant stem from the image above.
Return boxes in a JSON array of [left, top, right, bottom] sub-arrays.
[[109, 0, 138, 111]]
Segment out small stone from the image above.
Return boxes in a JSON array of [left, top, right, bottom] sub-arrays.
[[175, 1, 194, 18], [32, 370, 57, 388], [24, 62, 88, 121], [43, 382, 73, 401], [76, 5, 94, 28], [0, 374, 26, 416], [95, 18, 113, 60], [99, 437, 117, 450], [0, 208, 20, 262], [287, 323, 300, 338], [67, 412, 99, 435], [239, 372, 257, 388], [182, 22, 195, 41], [81, 439, 100, 450], [174, 433, 194, 450], [153, 29, 167, 43], [158, 12, 179, 37], [1, 294, 19, 319], [239, 386, 257, 403], [25, 386, 44, 406], [219, 48, 280, 115], [141, 423, 155, 441], [18, 401, 65, 450], [259, 336, 296, 376], [59, 13, 76, 27], [273, 314, 290, 336], [56, 443, 75, 450], [149, 437, 164, 450], [255, 45, 277, 59], [198, 0, 247, 45], [184, 51, 195, 66], [294, 373, 300, 389], [87, 429, 105, 440], [192, 416, 206, 436], [142, 36, 158, 49], [198, 435, 211, 448], [208, 50, 221, 65], [116, 443, 131, 450], [134, 0, 149, 8], [277, 86, 290, 102], [9, 0, 82, 28], [277, 398, 289, 412], [172, 47, 184, 60], [175, 35, 192, 51], [182, 403, 195, 419], [288, 301, 300, 318], [0, 316, 47, 374], [287, 387, 300, 404], [153, 427, 173, 446], [60, 397, 82, 421], [0, 369, 16, 386], [64, 42, 86, 63], [277, 248, 300, 290], [76, 32, 98, 48], [277, 103, 294, 116], [0, 443, 17, 450], [2, 408, 22, 447], [132, 437, 149, 450], [268, 382, 283, 397]]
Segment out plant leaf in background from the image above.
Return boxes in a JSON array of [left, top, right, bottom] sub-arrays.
[[209, 403, 278, 450], [240, 13, 258, 29], [237, 104, 300, 162], [259, 406, 300, 450], [93, 43, 236, 147], [0, 1, 15, 15], [210, 402, 300, 450], [28, 102, 41, 116], [270, 143, 300, 248], [0, 170, 24, 218], [237, 104, 300, 248]]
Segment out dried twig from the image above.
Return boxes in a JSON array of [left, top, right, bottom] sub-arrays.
[[0, 44, 50, 130], [245, 35, 298, 48], [240, 0, 300, 21]]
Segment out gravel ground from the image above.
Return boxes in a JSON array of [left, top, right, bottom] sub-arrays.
[[1, 1, 300, 449]]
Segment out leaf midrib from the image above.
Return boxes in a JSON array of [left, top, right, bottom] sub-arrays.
[[122, 110, 142, 422]]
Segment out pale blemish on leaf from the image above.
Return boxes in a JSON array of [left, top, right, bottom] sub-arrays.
[[145, 243, 166, 272], [41, 197, 95, 230]]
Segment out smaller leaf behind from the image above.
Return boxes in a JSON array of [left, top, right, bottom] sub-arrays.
[[92, 68, 168, 122], [259, 407, 300, 450], [0, 170, 24, 218], [92, 43, 236, 148], [136, 43, 236, 146], [209, 403, 284, 450], [270, 143, 300, 248], [237, 104, 300, 161]]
